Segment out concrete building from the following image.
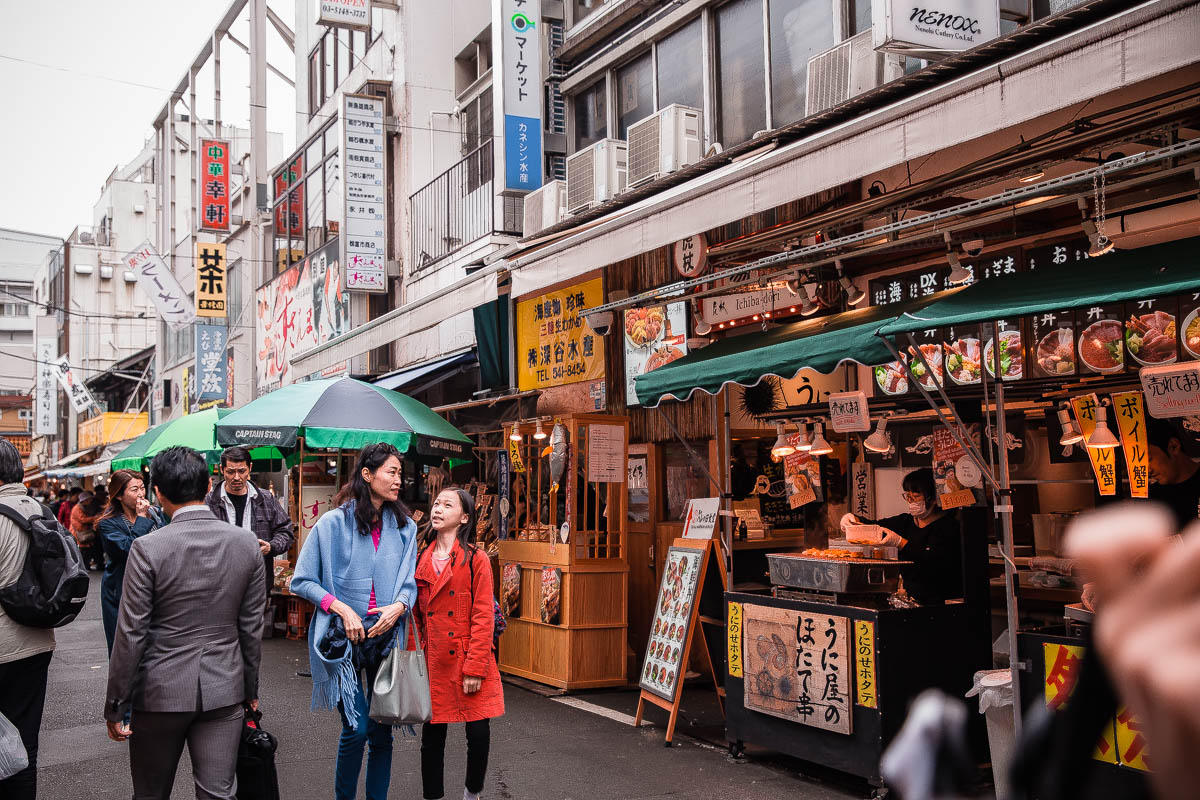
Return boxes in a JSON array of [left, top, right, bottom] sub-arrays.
[[0, 228, 60, 403]]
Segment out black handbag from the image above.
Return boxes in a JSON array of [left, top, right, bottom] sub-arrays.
[[236, 709, 280, 800]]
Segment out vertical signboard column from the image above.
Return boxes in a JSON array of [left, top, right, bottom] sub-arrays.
[[199, 139, 231, 232], [498, 0, 543, 192], [341, 94, 387, 292], [35, 336, 57, 437]]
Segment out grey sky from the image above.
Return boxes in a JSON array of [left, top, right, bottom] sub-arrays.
[[0, 0, 296, 241]]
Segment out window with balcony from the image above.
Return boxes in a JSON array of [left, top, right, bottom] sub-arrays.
[[716, 0, 768, 147], [616, 52, 654, 139], [769, 0, 836, 127], [655, 18, 704, 112], [573, 78, 608, 151]]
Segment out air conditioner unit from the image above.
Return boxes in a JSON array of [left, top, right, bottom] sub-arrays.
[[805, 31, 906, 117], [522, 180, 568, 237], [626, 104, 704, 188], [77, 231, 95, 244], [565, 139, 627, 214]]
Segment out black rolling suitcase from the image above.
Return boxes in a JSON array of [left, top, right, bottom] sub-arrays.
[[236, 709, 280, 800]]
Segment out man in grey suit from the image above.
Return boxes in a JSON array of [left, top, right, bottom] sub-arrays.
[[104, 446, 266, 799]]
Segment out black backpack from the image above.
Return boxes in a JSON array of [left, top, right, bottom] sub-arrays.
[[0, 500, 90, 628]]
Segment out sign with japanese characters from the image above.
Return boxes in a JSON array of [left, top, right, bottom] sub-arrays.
[[854, 620, 877, 708], [624, 303, 687, 405], [318, 0, 371, 29], [1111, 391, 1149, 498], [194, 324, 228, 404], [341, 94, 388, 292], [784, 450, 819, 509], [516, 277, 605, 390], [499, 0, 543, 190], [273, 155, 305, 241], [682, 498, 720, 540], [827, 391, 870, 432], [850, 461, 875, 520], [255, 239, 349, 392], [124, 241, 196, 331], [700, 287, 788, 326], [1043, 642, 1120, 765], [932, 427, 977, 509], [727, 602, 744, 679], [35, 337, 57, 436], [195, 242, 227, 317], [50, 356, 96, 415], [639, 546, 702, 700], [673, 233, 708, 279], [1071, 393, 1117, 496], [1139, 362, 1200, 419], [742, 605, 852, 735], [298, 484, 338, 552], [199, 139, 230, 231]]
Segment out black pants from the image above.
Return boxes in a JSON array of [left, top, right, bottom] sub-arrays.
[[0, 650, 53, 800], [421, 718, 490, 799]]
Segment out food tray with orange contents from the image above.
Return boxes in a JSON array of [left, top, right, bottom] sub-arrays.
[[767, 552, 910, 593]]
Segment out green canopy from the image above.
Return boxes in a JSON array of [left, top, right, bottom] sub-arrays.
[[110, 421, 169, 471], [215, 377, 473, 464], [634, 296, 939, 408], [110, 407, 283, 471], [879, 238, 1200, 335]]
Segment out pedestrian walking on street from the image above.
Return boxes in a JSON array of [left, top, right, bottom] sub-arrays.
[[55, 487, 80, 529], [103, 446, 266, 800], [205, 446, 294, 610], [0, 438, 57, 799], [96, 469, 162, 654], [417, 488, 504, 800], [69, 490, 106, 571], [290, 442, 419, 800]]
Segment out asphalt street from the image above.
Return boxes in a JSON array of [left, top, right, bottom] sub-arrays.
[[36, 573, 863, 799]]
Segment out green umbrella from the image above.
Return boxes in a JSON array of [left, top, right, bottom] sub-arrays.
[[110, 421, 170, 471], [215, 377, 473, 464], [110, 408, 283, 471]]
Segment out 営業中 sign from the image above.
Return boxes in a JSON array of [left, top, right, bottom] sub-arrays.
[[195, 242, 227, 317], [199, 139, 230, 232], [124, 241, 196, 331], [341, 93, 388, 293]]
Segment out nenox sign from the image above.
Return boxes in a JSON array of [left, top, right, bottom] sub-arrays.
[[873, 0, 1000, 55]]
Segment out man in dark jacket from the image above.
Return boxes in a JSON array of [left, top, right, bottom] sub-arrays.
[[204, 446, 293, 602]]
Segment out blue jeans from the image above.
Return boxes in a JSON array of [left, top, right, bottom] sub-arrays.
[[336, 669, 393, 800]]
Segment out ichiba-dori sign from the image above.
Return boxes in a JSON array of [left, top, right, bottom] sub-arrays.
[[195, 242, 226, 317], [499, 0, 543, 190], [673, 233, 708, 279], [827, 391, 870, 432], [700, 286, 788, 326], [516, 277, 605, 390], [199, 139, 230, 231], [1072, 393, 1117, 496], [341, 94, 388, 292], [318, 0, 371, 29], [124, 241, 196, 331], [1111, 391, 1149, 499], [873, 0, 1001, 56], [1139, 362, 1200, 419]]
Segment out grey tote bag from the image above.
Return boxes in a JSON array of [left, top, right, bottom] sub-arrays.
[[369, 620, 432, 725]]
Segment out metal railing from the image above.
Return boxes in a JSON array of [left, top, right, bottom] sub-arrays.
[[409, 140, 521, 270]]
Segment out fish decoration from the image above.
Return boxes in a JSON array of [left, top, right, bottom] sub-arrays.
[[546, 421, 569, 493]]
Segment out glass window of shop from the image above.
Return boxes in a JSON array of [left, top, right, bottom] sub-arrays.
[[663, 441, 712, 522], [573, 78, 608, 151], [716, 0, 767, 147], [616, 51, 654, 139], [849, 0, 872, 34], [654, 18, 704, 112], [570, 0, 604, 28], [769, 0, 836, 126]]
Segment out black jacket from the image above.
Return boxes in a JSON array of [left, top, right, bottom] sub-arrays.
[[205, 481, 294, 558]]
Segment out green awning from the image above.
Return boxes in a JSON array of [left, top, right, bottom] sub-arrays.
[[634, 297, 937, 408], [879, 238, 1200, 335]]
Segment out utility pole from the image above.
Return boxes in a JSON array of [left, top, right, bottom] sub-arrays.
[[249, 0, 269, 288]]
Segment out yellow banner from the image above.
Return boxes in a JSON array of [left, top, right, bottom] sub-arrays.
[[1043, 643, 1118, 764], [1071, 394, 1117, 496], [854, 620, 877, 709], [195, 241, 227, 317], [507, 434, 525, 473], [726, 602, 743, 679], [1116, 706, 1151, 771], [1111, 391, 1149, 499], [516, 277, 606, 391]]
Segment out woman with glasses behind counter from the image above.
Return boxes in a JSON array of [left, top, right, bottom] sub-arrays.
[[839, 468, 963, 605]]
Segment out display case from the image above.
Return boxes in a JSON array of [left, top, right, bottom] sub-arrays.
[[497, 413, 630, 690]]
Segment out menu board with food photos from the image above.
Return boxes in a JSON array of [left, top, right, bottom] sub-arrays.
[[1078, 304, 1126, 376], [639, 546, 703, 701], [1180, 292, 1200, 361], [1030, 308, 1078, 379], [1125, 297, 1178, 369], [984, 319, 1025, 382], [624, 303, 688, 406]]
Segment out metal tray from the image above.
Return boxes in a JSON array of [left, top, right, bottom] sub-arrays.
[[766, 553, 909, 593]]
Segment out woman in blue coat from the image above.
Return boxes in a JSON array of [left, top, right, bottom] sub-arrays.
[[291, 442, 419, 800], [96, 469, 162, 653]]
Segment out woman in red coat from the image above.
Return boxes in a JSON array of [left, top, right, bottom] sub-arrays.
[[416, 488, 504, 800]]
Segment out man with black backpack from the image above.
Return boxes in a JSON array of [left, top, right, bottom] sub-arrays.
[[0, 438, 58, 798]]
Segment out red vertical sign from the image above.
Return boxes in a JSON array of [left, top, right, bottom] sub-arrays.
[[199, 139, 230, 231], [273, 155, 306, 239]]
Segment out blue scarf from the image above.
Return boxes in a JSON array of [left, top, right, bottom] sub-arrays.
[[290, 501, 418, 727]]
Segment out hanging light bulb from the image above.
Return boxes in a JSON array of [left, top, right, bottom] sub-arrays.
[[692, 299, 712, 336], [533, 419, 547, 441], [864, 416, 892, 454], [835, 261, 866, 306], [509, 424, 523, 442], [946, 250, 974, 286], [1085, 403, 1121, 449], [808, 421, 833, 456], [771, 421, 796, 460], [786, 274, 820, 317], [1057, 406, 1084, 446], [793, 419, 812, 451]]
